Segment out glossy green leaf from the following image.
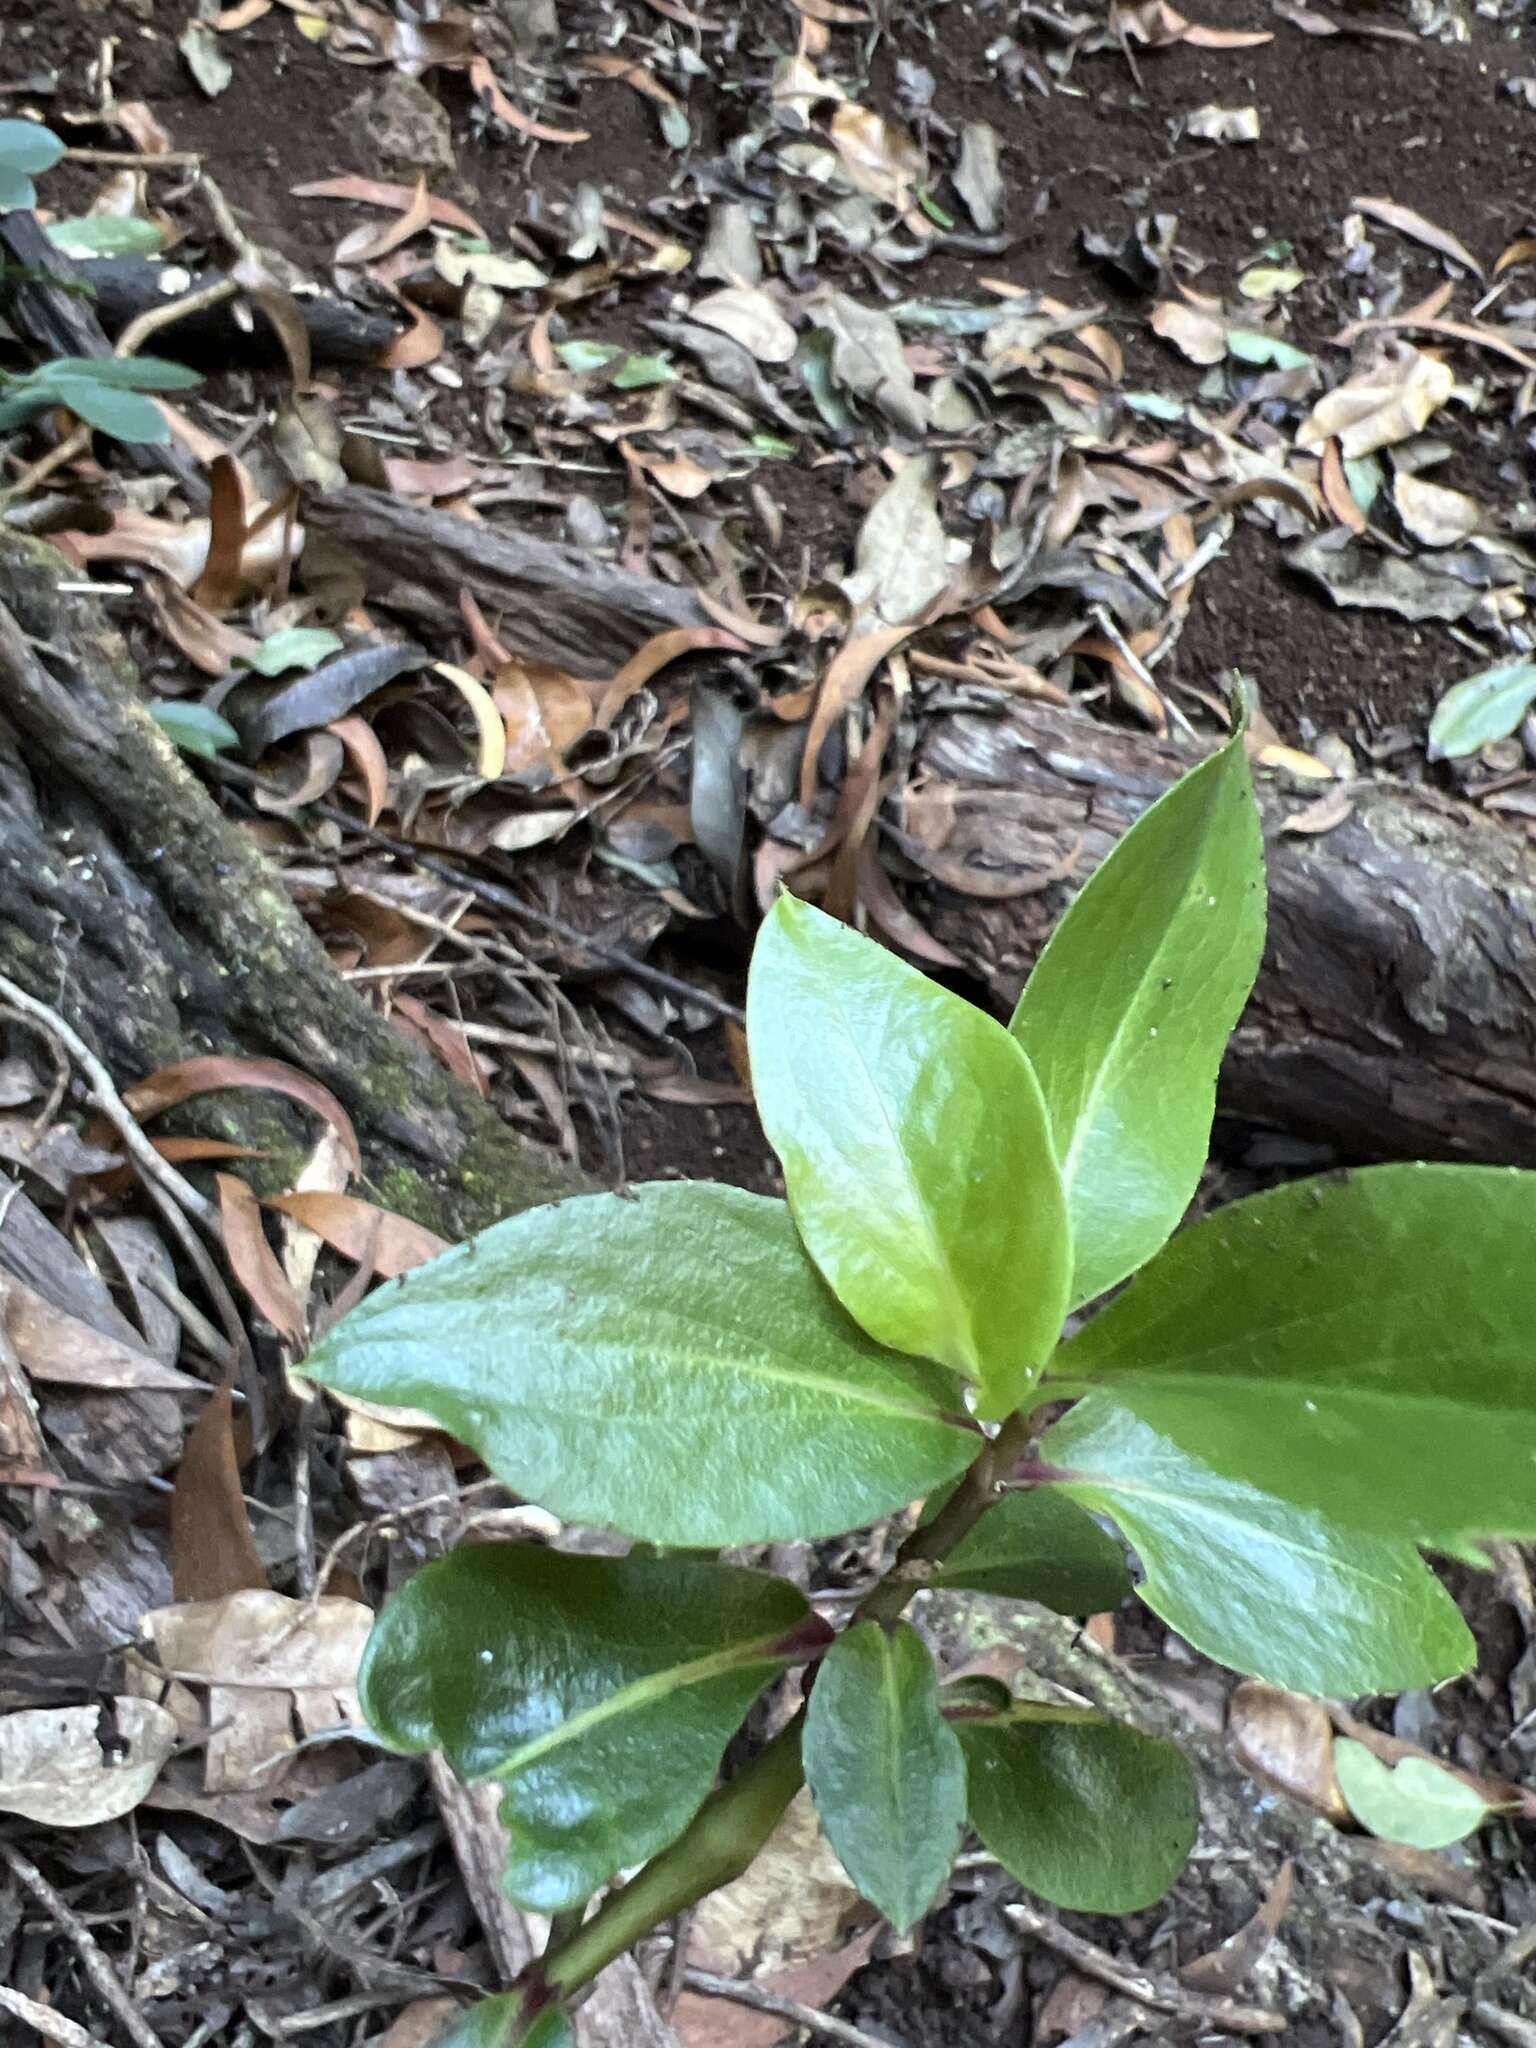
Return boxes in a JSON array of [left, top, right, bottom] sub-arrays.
[[1009, 725, 1264, 1307], [46, 215, 166, 256], [361, 1544, 818, 1910], [1427, 658, 1536, 760], [959, 1704, 1197, 1912], [1333, 1740, 1496, 1849], [0, 120, 66, 177], [38, 354, 202, 392], [149, 700, 241, 760], [301, 1183, 978, 1546], [47, 377, 169, 444], [1052, 1164, 1536, 1543], [803, 1622, 965, 1931], [748, 895, 1071, 1416], [424, 1995, 570, 2048], [0, 164, 35, 211], [1045, 1397, 1474, 1695], [928, 1491, 1131, 1615]]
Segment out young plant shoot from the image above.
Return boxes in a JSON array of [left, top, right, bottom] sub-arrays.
[[299, 718, 1536, 2048]]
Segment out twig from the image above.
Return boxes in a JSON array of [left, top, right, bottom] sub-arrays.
[[0, 1841, 165, 2048], [682, 1970, 896, 2048], [0, 973, 217, 1231], [63, 147, 203, 167], [460, 1020, 637, 1075], [1002, 1898, 1287, 2036], [0, 1985, 109, 2048]]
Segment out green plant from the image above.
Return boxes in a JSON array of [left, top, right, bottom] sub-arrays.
[[299, 718, 1536, 2048], [0, 119, 65, 211], [0, 355, 203, 446]]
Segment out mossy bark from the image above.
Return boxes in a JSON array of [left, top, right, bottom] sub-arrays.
[[0, 532, 584, 1239]]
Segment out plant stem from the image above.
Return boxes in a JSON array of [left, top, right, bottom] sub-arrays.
[[543, 1719, 807, 1997], [539, 1407, 1036, 2004]]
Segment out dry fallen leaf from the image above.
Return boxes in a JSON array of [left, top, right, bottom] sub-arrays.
[[129, 1590, 371, 1792], [1229, 1679, 1349, 1823], [1393, 471, 1482, 547], [1350, 195, 1484, 279], [692, 286, 798, 364], [1152, 299, 1227, 365], [1296, 341, 1454, 459], [0, 1699, 178, 1825], [1186, 103, 1261, 142]]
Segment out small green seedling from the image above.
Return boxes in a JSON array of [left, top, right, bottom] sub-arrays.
[[0, 355, 204, 447], [300, 719, 1536, 2048], [0, 119, 65, 212]]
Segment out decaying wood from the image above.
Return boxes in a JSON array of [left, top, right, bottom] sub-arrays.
[[302, 488, 710, 677], [917, 704, 1536, 1165], [0, 532, 580, 1241]]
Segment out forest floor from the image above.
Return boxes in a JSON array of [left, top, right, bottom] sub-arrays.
[[3, 0, 1536, 2042]]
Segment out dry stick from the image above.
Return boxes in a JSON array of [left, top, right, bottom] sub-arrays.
[[0, 276, 239, 502], [682, 1970, 897, 2048], [1001, 1898, 1287, 2037], [0, 1985, 110, 2048], [0, 1841, 166, 2048], [63, 148, 203, 167]]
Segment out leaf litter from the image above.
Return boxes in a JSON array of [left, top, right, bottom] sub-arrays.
[[6, 0, 1536, 2040]]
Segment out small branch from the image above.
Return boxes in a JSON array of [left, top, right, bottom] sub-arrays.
[[682, 1970, 897, 2048], [0, 1842, 165, 2048], [853, 1408, 1027, 1626], [0, 1985, 110, 2048], [0, 973, 217, 1231], [1002, 1898, 1287, 2036], [63, 147, 203, 167]]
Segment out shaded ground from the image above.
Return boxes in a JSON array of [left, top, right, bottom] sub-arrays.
[[3, 0, 1536, 2043]]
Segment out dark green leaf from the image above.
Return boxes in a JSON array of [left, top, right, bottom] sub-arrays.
[[1009, 726, 1264, 1307], [0, 120, 66, 177], [1332, 1740, 1494, 1849], [149, 700, 241, 760], [929, 1491, 1131, 1615], [46, 215, 166, 257], [301, 1184, 978, 1546], [39, 354, 202, 392], [46, 377, 168, 444], [1427, 658, 1536, 761], [1052, 1164, 1536, 1543], [423, 1995, 570, 2048], [959, 1705, 1197, 1912], [0, 164, 39, 211], [748, 896, 1071, 1417], [362, 1544, 818, 1911], [1046, 1396, 1474, 1695], [803, 1622, 965, 1931]]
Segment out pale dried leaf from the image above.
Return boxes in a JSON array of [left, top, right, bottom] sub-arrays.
[[1393, 472, 1482, 547], [1186, 103, 1261, 142], [1152, 300, 1227, 365], [954, 122, 1002, 233], [1350, 195, 1484, 279], [692, 286, 798, 364], [1296, 343, 1454, 459], [1229, 1680, 1348, 1822], [828, 102, 925, 210], [0, 1699, 177, 1825], [846, 453, 949, 626], [817, 291, 928, 435]]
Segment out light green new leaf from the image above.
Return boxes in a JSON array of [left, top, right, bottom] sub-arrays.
[[928, 1491, 1131, 1615], [959, 1705, 1197, 1913], [1427, 658, 1536, 760], [1045, 1397, 1473, 1695], [41, 354, 203, 391], [1009, 725, 1264, 1307], [803, 1622, 965, 1931], [749, 896, 1071, 1416], [150, 700, 241, 761], [301, 1183, 978, 1546], [362, 1545, 818, 1910], [46, 216, 166, 257], [1053, 1163, 1536, 1543], [424, 1996, 570, 2048], [245, 626, 344, 676], [1333, 1740, 1496, 1850]]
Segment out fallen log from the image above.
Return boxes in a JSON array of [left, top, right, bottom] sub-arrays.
[[302, 487, 711, 676], [0, 531, 580, 1241], [915, 702, 1536, 1164]]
